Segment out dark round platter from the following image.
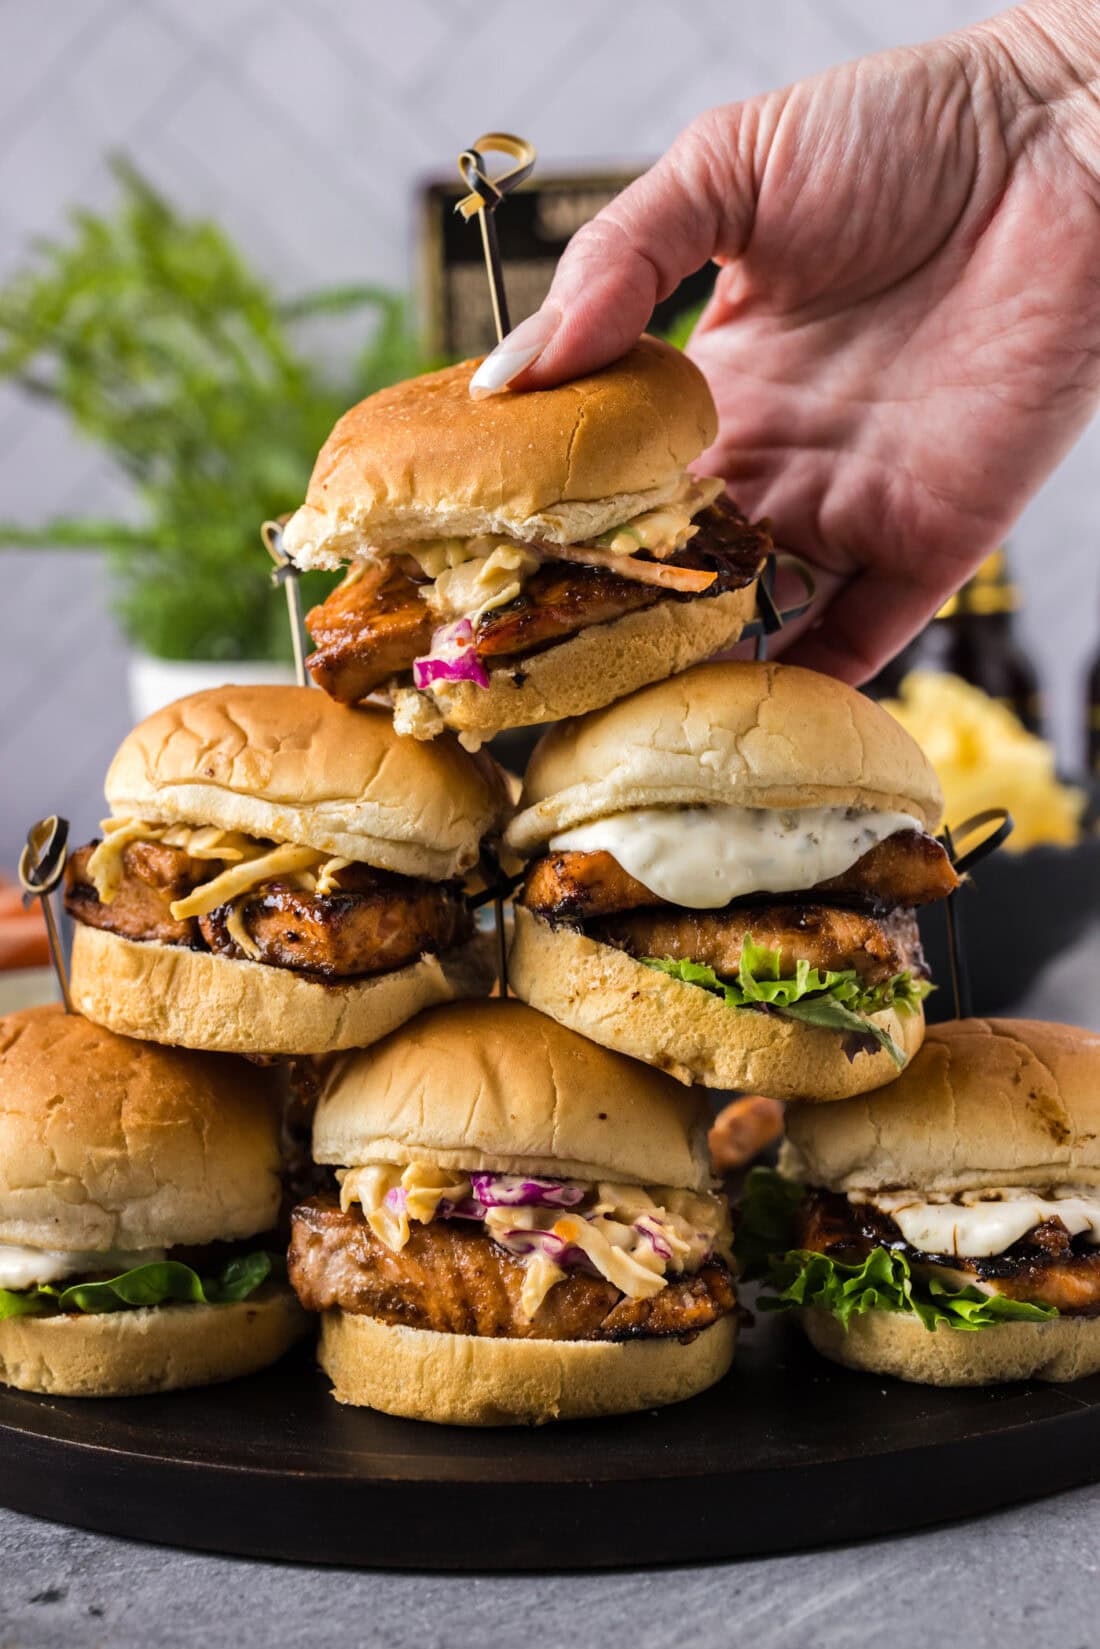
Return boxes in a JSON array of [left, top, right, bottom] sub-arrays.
[[3, 1303, 1100, 1569]]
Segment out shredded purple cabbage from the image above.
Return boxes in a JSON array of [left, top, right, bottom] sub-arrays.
[[412, 619, 490, 691], [468, 1173, 585, 1209]]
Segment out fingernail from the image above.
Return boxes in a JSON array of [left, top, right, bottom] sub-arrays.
[[469, 305, 560, 399]]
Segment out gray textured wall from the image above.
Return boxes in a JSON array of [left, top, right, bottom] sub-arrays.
[[2, 0, 1097, 870]]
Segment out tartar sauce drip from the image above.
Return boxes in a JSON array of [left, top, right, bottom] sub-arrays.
[[854, 1188, 1100, 1258], [0, 1244, 166, 1290], [549, 805, 922, 910]]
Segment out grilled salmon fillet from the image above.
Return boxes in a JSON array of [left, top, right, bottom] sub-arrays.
[[289, 1196, 736, 1341], [303, 496, 769, 704], [66, 840, 208, 946], [591, 904, 927, 988], [796, 1188, 1100, 1315], [199, 871, 471, 978], [522, 831, 958, 921], [66, 841, 470, 978], [306, 560, 435, 703]]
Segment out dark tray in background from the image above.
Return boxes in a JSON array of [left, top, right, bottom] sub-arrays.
[[3, 1307, 1100, 1570], [920, 835, 1100, 1020]]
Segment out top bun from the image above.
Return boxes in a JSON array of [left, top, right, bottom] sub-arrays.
[[0, 1005, 281, 1251], [282, 339, 718, 568], [505, 660, 943, 854], [106, 685, 509, 880], [313, 1000, 712, 1191], [781, 1018, 1100, 1194]]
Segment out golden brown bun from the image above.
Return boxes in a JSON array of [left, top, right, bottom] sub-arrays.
[[781, 1018, 1100, 1192], [282, 339, 718, 567], [317, 1311, 735, 1424], [803, 1305, 1100, 1386], [392, 583, 759, 751], [0, 1284, 306, 1397], [507, 907, 924, 1102], [106, 686, 508, 879], [0, 1005, 280, 1250], [70, 924, 496, 1059], [313, 997, 712, 1188], [506, 661, 943, 854]]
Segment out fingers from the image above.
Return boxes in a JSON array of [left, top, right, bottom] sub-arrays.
[[772, 569, 947, 685], [470, 107, 755, 398], [708, 1096, 785, 1174]]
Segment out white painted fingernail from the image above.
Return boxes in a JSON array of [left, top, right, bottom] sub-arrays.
[[469, 306, 560, 399]]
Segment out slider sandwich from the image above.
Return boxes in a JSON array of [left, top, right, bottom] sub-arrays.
[[507, 661, 957, 1100], [289, 1001, 737, 1425], [0, 1005, 304, 1396], [740, 1019, 1100, 1385], [65, 686, 507, 1055], [282, 338, 769, 749]]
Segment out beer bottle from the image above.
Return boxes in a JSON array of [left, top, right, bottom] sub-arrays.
[[1087, 624, 1100, 780], [867, 549, 1043, 734]]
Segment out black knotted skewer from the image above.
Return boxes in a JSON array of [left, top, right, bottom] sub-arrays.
[[476, 847, 517, 998], [456, 133, 536, 345], [262, 517, 310, 688], [741, 553, 816, 655], [18, 815, 72, 1012], [938, 808, 1015, 1020]]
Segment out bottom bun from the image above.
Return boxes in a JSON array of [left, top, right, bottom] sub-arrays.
[[318, 1311, 737, 1426], [0, 1284, 306, 1398], [508, 907, 923, 1101], [392, 583, 758, 750], [70, 923, 495, 1056], [803, 1307, 1100, 1386]]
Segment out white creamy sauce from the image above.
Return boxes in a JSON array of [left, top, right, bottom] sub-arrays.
[[549, 805, 922, 910], [855, 1188, 1100, 1258], [0, 1244, 165, 1290]]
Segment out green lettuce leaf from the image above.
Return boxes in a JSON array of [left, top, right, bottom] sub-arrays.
[[761, 1245, 1058, 1332], [735, 1168, 1058, 1331], [733, 1165, 805, 1282], [642, 936, 931, 1068], [0, 1250, 274, 1321]]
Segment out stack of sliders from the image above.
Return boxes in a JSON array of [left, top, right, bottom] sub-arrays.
[[64, 685, 508, 1054], [281, 338, 770, 750], [505, 659, 957, 1100], [287, 1000, 739, 1425], [0, 1005, 304, 1397], [737, 1019, 1100, 1385]]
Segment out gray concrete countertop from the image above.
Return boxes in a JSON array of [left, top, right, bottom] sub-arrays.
[[2, 1482, 1099, 1649]]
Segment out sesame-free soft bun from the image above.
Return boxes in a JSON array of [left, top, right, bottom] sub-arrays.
[[0, 1005, 281, 1251], [313, 999, 713, 1190], [508, 906, 925, 1102], [782, 1018, 1100, 1195], [506, 661, 944, 856], [0, 1288, 305, 1399], [802, 1304, 1100, 1387], [106, 685, 509, 880], [318, 1311, 736, 1425], [282, 339, 718, 568], [69, 921, 495, 1058]]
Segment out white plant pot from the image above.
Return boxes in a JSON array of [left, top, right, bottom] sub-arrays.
[[126, 653, 299, 724]]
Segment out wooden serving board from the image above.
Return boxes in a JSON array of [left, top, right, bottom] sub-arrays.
[[2, 1305, 1098, 1569]]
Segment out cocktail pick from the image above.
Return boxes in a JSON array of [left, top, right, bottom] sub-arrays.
[[741, 554, 816, 659], [456, 133, 536, 345], [474, 847, 518, 999], [455, 133, 535, 993], [18, 814, 72, 1012], [938, 808, 1014, 1020], [262, 517, 310, 688]]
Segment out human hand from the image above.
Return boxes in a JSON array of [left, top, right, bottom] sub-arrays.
[[470, 2, 1100, 682]]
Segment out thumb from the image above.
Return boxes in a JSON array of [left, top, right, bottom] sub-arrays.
[[469, 108, 755, 397]]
